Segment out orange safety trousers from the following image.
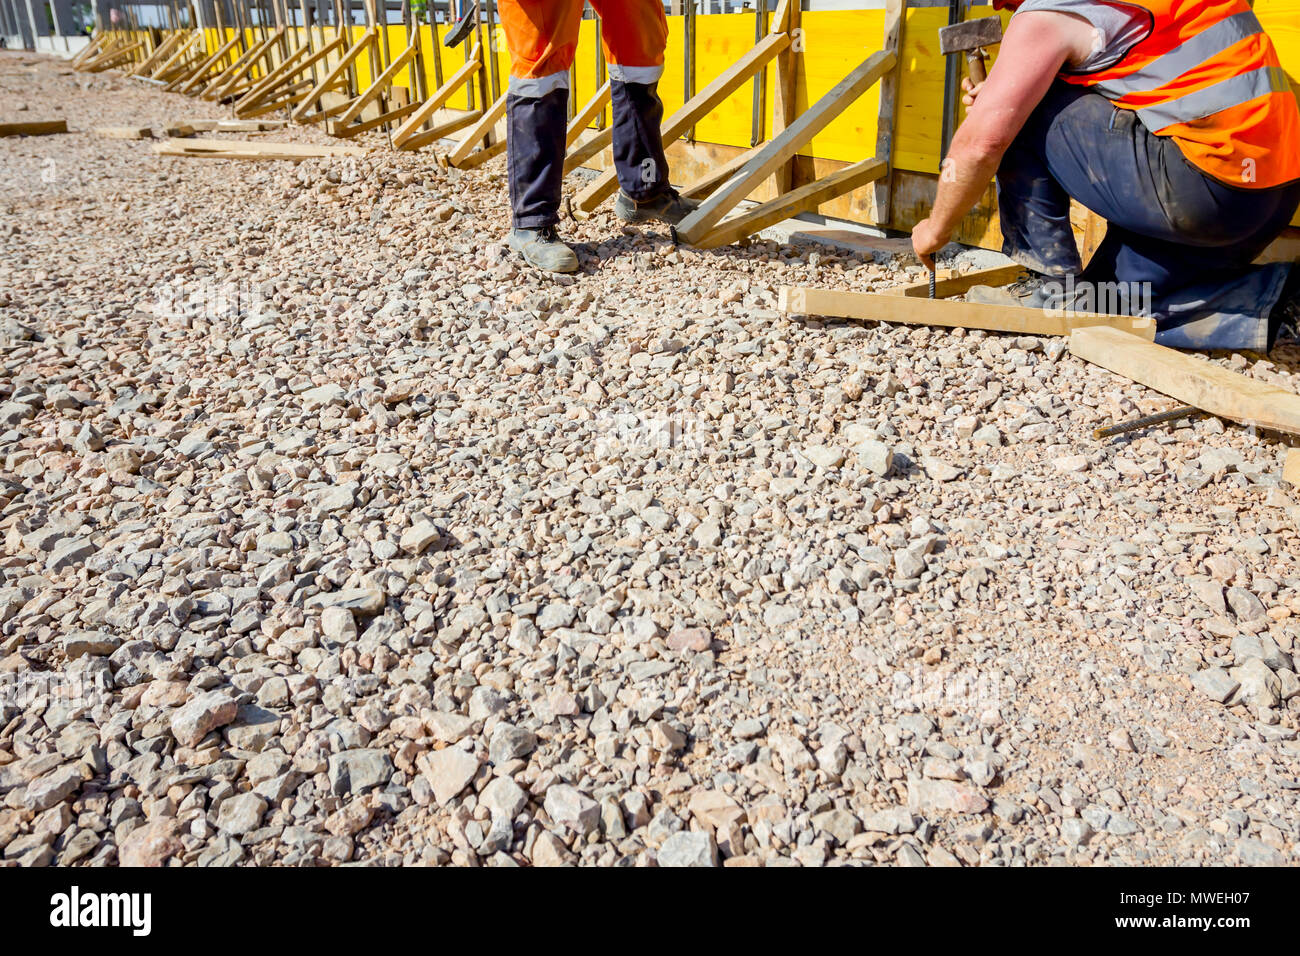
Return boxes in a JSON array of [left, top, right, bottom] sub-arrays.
[[499, 0, 669, 95]]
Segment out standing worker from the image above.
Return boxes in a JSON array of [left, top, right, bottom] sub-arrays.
[[912, 0, 1300, 350], [499, 0, 698, 273]]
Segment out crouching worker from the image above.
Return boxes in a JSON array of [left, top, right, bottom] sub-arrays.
[[499, 0, 698, 273], [911, 0, 1300, 350]]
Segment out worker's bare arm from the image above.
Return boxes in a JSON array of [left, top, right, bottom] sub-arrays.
[[912, 11, 1096, 266]]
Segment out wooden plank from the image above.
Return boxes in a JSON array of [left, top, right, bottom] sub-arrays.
[[175, 35, 244, 95], [291, 29, 377, 123], [206, 29, 285, 100], [231, 36, 327, 113], [676, 49, 896, 245], [149, 33, 202, 81], [564, 127, 613, 176], [446, 91, 508, 167], [397, 109, 483, 152], [780, 286, 1156, 339], [184, 119, 289, 132], [770, 0, 799, 195], [572, 30, 792, 216], [453, 138, 507, 170], [329, 100, 421, 138], [1070, 325, 1300, 436], [694, 157, 888, 249], [128, 32, 183, 77], [332, 41, 419, 128], [1283, 448, 1300, 485], [391, 46, 482, 148], [872, 0, 905, 225], [154, 137, 368, 157], [0, 121, 68, 137], [94, 126, 153, 139], [881, 263, 1027, 297], [566, 81, 612, 148]]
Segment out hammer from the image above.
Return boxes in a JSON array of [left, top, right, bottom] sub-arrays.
[[938, 15, 1003, 87]]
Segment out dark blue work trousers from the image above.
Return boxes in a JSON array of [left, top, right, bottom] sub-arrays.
[[996, 81, 1300, 350], [508, 81, 670, 229]]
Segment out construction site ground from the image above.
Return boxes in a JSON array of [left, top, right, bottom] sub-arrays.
[[2, 51, 1300, 867]]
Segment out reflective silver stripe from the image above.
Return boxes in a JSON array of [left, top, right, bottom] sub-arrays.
[[1136, 64, 1289, 129], [1094, 11, 1264, 97], [607, 63, 663, 84], [508, 70, 569, 98]]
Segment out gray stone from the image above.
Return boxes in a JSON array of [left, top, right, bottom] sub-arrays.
[[657, 830, 718, 867]]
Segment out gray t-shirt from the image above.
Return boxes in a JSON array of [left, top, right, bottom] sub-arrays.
[[1013, 0, 1153, 73]]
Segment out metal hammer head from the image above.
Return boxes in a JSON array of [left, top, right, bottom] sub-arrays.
[[938, 15, 1003, 55]]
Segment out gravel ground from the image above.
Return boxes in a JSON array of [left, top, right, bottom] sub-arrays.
[[3, 51, 1300, 867]]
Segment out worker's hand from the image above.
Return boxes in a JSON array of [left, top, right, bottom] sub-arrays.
[[911, 217, 949, 271], [961, 76, 986, 107]]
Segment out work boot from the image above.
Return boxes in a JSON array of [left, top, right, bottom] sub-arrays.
[[1268, 266, 1300, 349], [614, 188, 699, 226], [507, 226, 579, 274]]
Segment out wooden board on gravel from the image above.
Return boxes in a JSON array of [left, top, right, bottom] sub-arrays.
[[780, 286, 1156, 339], [152, 137, 369, 161], [1070, 326, 1300, 437], [0, 120, 68, 137], [94, 126, 153, 139]]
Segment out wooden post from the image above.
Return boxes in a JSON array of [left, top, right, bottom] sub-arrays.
[[769, 0, 798, 195], [872, 0, 905, 227]]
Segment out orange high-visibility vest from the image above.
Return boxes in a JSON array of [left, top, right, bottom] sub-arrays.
[[1057, 0, 1300, 188]]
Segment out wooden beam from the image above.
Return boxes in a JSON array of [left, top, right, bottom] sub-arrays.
[[329, 100, 422, 138], [446, 91, 508, 167], [0, 121, 68, 137], [185, 119, 290, 131], [176, 35, 244, 95], [231, 35, 327, 113], [391, 45, 482, 148], [566, 81, 612, 148], [780, 286, 1157, 339], [94, 126, 153, 139], [564, 127, 613, 176], [881, 263, 1027, 298], [153, 137, 369, 160], [453, 138, 507, 170], [872, 0, 905, 225], [396, 109, 483, 152], [332, 41, 419, 129], [769, 0, 799, 195], [149, 33, 202, 81], [1069, 326, 1300, 437], [1283, 449, 1300, 485], [72, 34, 110, 69], [571, 30, 791, 216], [693, 157, 888, 249], [291, 29, 377, 123], [676, 49, 896, 245], [128, 31, 183, 77], [206, 29, 285, 101]]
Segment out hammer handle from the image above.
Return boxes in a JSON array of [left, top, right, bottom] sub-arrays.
[[966, 49, 987, 85]]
